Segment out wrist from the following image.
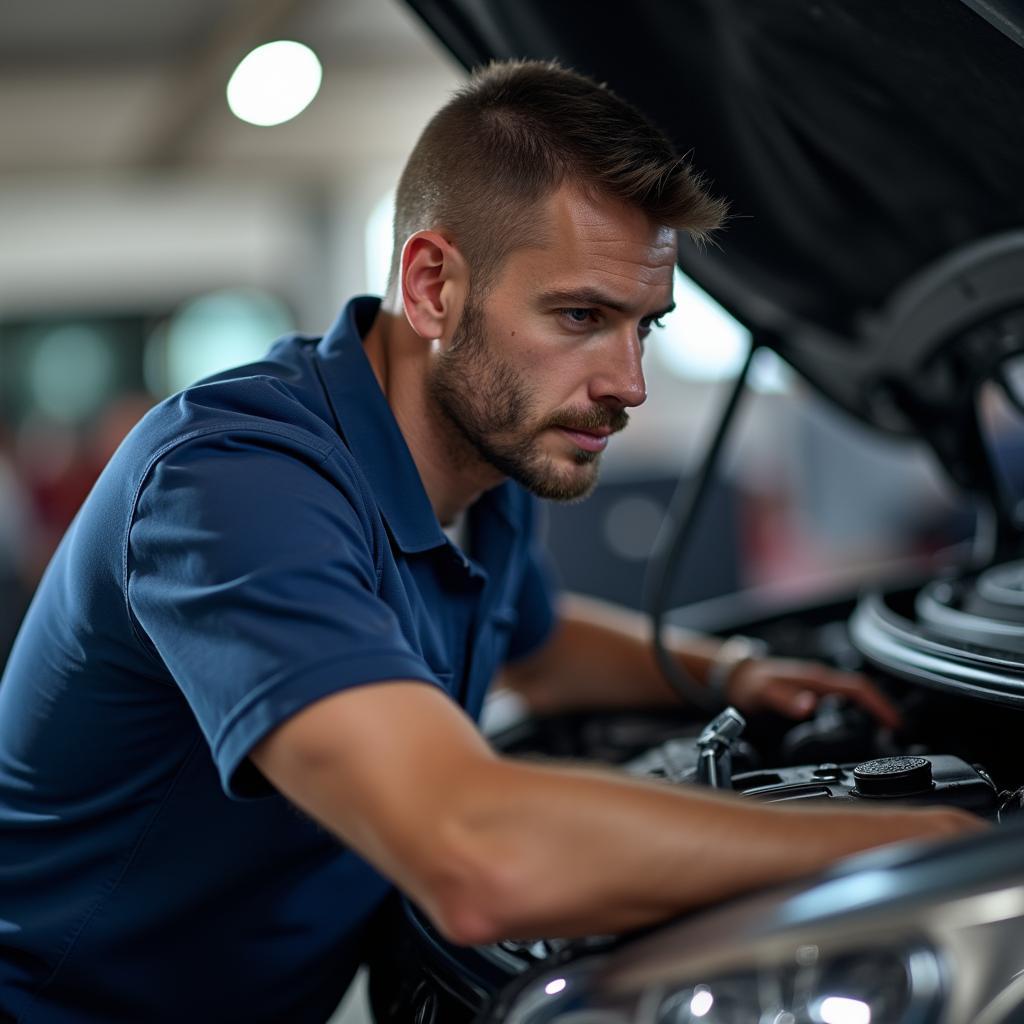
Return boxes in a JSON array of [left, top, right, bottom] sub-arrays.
[[705, 635, 770, 701]]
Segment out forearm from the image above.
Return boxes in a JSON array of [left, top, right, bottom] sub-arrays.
[[501, 592, 717, 714], [502, 592, 904, 726], [253, 684, 959, 949], [438, 755, 975, 941]]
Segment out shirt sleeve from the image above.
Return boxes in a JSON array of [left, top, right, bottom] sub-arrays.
[[127, 427, 444, 798]]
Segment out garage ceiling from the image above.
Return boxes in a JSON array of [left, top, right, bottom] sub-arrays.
[[0, 0, 462, 172]]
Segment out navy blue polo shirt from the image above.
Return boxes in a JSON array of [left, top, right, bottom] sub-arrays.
[[0, 297, 555, 1024]]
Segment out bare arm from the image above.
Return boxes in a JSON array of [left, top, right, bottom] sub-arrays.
[[500, 592, 902, 726], [498, 592, 709, 713], [251, 682, 981, 946]]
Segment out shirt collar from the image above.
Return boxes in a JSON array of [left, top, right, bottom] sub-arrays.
[[315, 296, 448, 554]]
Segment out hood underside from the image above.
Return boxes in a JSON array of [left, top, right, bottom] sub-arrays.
[[405, 0, 1024, 446], [406, 0, 1024, 333]]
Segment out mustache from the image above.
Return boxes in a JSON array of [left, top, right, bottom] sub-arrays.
[[545, 407, 630, 434]]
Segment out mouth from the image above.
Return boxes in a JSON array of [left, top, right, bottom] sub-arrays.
[[553, 425, 612, 453]]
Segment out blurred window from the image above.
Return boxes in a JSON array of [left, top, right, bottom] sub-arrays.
[[0, 315, 147, 426], [650, 268, 791, 394], [650, 269, 749, 382], [144, 288, 294, 397], [27, 324, 118, 424], [365, 190, 396, 297]]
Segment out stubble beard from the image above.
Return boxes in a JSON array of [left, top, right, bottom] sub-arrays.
[[427, 297, 607, 502]]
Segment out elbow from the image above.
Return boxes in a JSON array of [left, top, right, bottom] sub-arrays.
[[430, 894, 505, 947], [418, 827, 534, 947]]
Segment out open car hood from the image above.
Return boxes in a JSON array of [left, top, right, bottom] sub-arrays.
[[404, 0, 1024, 456]]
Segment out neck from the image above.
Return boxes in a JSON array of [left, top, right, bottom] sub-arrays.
[[362, 303, 504, 526]]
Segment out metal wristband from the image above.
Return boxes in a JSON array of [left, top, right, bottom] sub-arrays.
[[706, 635, 770, 700]]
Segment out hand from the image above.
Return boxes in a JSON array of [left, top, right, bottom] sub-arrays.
[[724, 656, 902, 729]]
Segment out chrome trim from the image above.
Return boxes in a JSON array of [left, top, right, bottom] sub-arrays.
[[850, 593, 1024, 706]]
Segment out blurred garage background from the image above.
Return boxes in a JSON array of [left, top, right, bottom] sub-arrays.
[[0, 2, 979, 1016]]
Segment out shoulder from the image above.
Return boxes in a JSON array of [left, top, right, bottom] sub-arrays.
[[113, 336, 382, 560], [133, 334, 336, 461], [112, 334, 376, 505]]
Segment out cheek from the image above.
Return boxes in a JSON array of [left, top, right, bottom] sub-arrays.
[[492, 320, 592, 407], [531, 347, 592, 398]]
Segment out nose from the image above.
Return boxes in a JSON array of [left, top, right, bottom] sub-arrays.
[[588, 330, 647, 409]]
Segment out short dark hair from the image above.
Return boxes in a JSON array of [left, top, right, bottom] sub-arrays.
[[388, 59, 727, 297]]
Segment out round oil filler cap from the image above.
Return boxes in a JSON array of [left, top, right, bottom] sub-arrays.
[[853, 756, 933, 798]]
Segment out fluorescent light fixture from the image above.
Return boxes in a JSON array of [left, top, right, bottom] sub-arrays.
[[227, 40, 323, 127]]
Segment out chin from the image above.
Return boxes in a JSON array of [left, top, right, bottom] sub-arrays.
[[522, 462, 599, 503]]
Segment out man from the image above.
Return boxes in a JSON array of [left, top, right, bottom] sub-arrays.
[[0, 60, 980, 1024]]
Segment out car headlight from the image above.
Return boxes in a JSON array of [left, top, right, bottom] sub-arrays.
[[642, 943, 942, 1024], [494, 827, 1024, 1024], [501, 941, 942, 1024]]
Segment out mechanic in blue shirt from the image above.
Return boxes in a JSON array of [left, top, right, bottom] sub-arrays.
[[0, 60, 980, 1024]]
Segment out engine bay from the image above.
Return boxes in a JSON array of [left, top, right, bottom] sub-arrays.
[[497, 559, 1024, 816], [368, 558, 1024, 1023]]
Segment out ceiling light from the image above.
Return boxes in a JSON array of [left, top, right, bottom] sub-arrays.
[[226, 40, 323, 127]]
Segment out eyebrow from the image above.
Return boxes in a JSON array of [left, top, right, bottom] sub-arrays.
[[537, 287, 675, 319]]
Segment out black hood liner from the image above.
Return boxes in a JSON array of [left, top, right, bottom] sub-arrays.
[[405, 0, 1024, 341]]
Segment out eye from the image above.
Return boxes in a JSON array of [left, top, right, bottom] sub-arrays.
[[559, 308, 599, 328], [639, 315, 666, 334]]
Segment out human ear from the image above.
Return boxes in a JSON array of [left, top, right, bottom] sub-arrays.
[[399, 231, 469, 342]]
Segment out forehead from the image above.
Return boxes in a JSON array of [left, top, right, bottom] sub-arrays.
[[506, 185, 677, 303]]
